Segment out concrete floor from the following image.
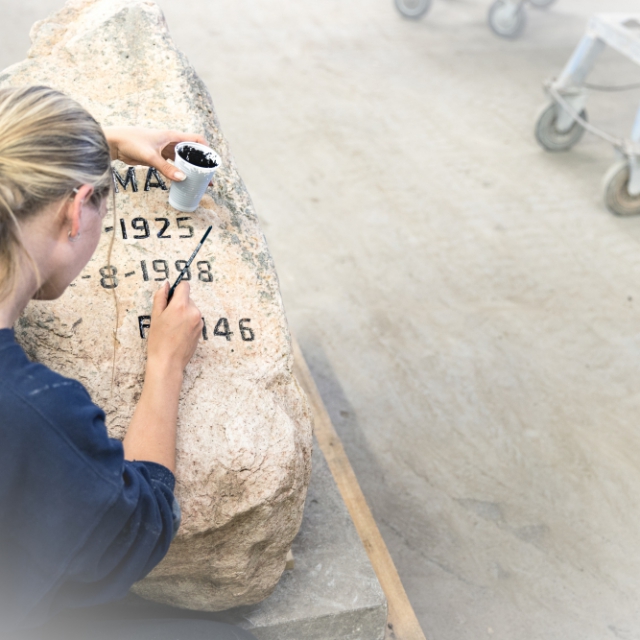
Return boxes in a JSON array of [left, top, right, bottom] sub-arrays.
[[4, 1, 640, 638]]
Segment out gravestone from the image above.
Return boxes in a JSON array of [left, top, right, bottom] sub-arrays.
[[0, 0, 313, 611]]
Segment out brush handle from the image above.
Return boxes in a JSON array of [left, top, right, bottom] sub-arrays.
[[167, 225, 213, 303]]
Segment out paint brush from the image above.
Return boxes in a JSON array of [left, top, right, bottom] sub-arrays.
[[167, 225, 213, 303]]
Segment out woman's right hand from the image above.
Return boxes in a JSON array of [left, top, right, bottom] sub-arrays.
[[123, 281, 202, 470], [146, 281, 203, 374]]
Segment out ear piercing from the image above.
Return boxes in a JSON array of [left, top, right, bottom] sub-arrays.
[[70, 188, 84, 241], [72, 187, 85, 205]]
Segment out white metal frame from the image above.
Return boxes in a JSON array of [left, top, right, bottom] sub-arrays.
[[548, 14, 640, 195]]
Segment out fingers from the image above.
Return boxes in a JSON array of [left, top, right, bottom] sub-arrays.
[[152, 281, 169, 317], [155, 157, 186, 182], [113, 128, 210, 182], [174, 281, 203, 325], [172, 280, 193, 304], [161, 132, 208, 159], [170, 131, 208, 146], [160, 141, 178, 161], [157, 131, 209, 182]]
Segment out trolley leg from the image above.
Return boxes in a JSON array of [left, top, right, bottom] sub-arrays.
[[502, 0, 526, 16], [553, 33, 606, 132], [627, 106, 640, 196], [556, 32, 606, 87]]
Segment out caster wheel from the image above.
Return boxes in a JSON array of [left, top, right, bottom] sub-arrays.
[[534, 102, 587, 152], [488, 0, 527, 39], [394, 0, 432, 19], [603, 161, 640, 216], [529, 0, 556, 8]]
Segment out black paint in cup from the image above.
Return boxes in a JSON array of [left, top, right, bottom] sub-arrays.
[[178, 144, 218, 169]]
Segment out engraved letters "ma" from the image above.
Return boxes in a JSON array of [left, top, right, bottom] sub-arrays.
[[112, 167, 168, 192]]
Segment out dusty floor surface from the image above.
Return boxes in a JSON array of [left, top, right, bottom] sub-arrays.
[[4, 1, 640, 638]]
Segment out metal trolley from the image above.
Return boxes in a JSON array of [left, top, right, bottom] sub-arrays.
[[393, 0, 557, 39], [487, 0, 557, 39], [534, 14, 640, 216], [394, 0, 433, 20]]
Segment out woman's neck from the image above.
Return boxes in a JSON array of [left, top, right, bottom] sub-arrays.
[[0, 213, 57, 330], [0, 266, 39, 330]]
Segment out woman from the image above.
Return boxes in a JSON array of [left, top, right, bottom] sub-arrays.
[[0, 86, 256, 639]]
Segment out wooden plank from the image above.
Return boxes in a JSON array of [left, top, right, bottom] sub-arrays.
[[292, 338, 427, 640]]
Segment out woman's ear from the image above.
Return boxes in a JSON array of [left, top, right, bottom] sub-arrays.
[[67, 184, 94, 240]]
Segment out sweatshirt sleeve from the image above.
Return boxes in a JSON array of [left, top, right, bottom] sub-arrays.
[[49, 458, 180, 611], [0, 360, 182, 625]]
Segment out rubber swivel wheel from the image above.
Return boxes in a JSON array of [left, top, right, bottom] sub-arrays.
[[534, 103, 587, 152], [394, 0, 432, 19], [603, 161, 640, 216], [529, 0, 556, 8], [488, 0, 527, 39]]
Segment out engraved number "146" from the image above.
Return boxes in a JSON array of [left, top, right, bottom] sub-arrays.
[[138, 316, 255, 342]]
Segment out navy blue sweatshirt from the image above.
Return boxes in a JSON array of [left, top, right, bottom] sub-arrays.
[[0, 328, 179, 632]]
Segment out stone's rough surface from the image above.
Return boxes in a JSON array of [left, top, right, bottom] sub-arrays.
[[0, 0, 313, 611], [223, 444, 388, 640]]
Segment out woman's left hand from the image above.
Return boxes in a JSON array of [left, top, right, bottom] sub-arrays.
[[104, 127, 208, 183]]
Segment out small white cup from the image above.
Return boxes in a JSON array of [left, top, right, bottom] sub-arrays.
[[168, 142, 221, 212]]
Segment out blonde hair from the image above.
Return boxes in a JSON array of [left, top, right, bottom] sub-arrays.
[[0, 85, 112, 301]]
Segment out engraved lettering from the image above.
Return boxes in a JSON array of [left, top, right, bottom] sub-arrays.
[[112, 167, 138, 193], [153, 259, 169, 281], [177, 217, 194, 238], [138, 315, 151, 339], [99, 266, 118, 289], [214, 318, 233, 341], [145, 167, 168, 191], [197, 261, 213, 282], [239, 318, 255, 342], [175, 260, 191, 281], [131, 217, 150, 239], [155, 218, 171, 238]]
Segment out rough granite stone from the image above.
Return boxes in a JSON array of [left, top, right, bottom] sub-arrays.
[[217, 443, 388, 640], [0, 0, 313, 612]]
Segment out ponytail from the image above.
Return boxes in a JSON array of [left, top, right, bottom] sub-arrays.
[[0, 85, 112, 301]]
